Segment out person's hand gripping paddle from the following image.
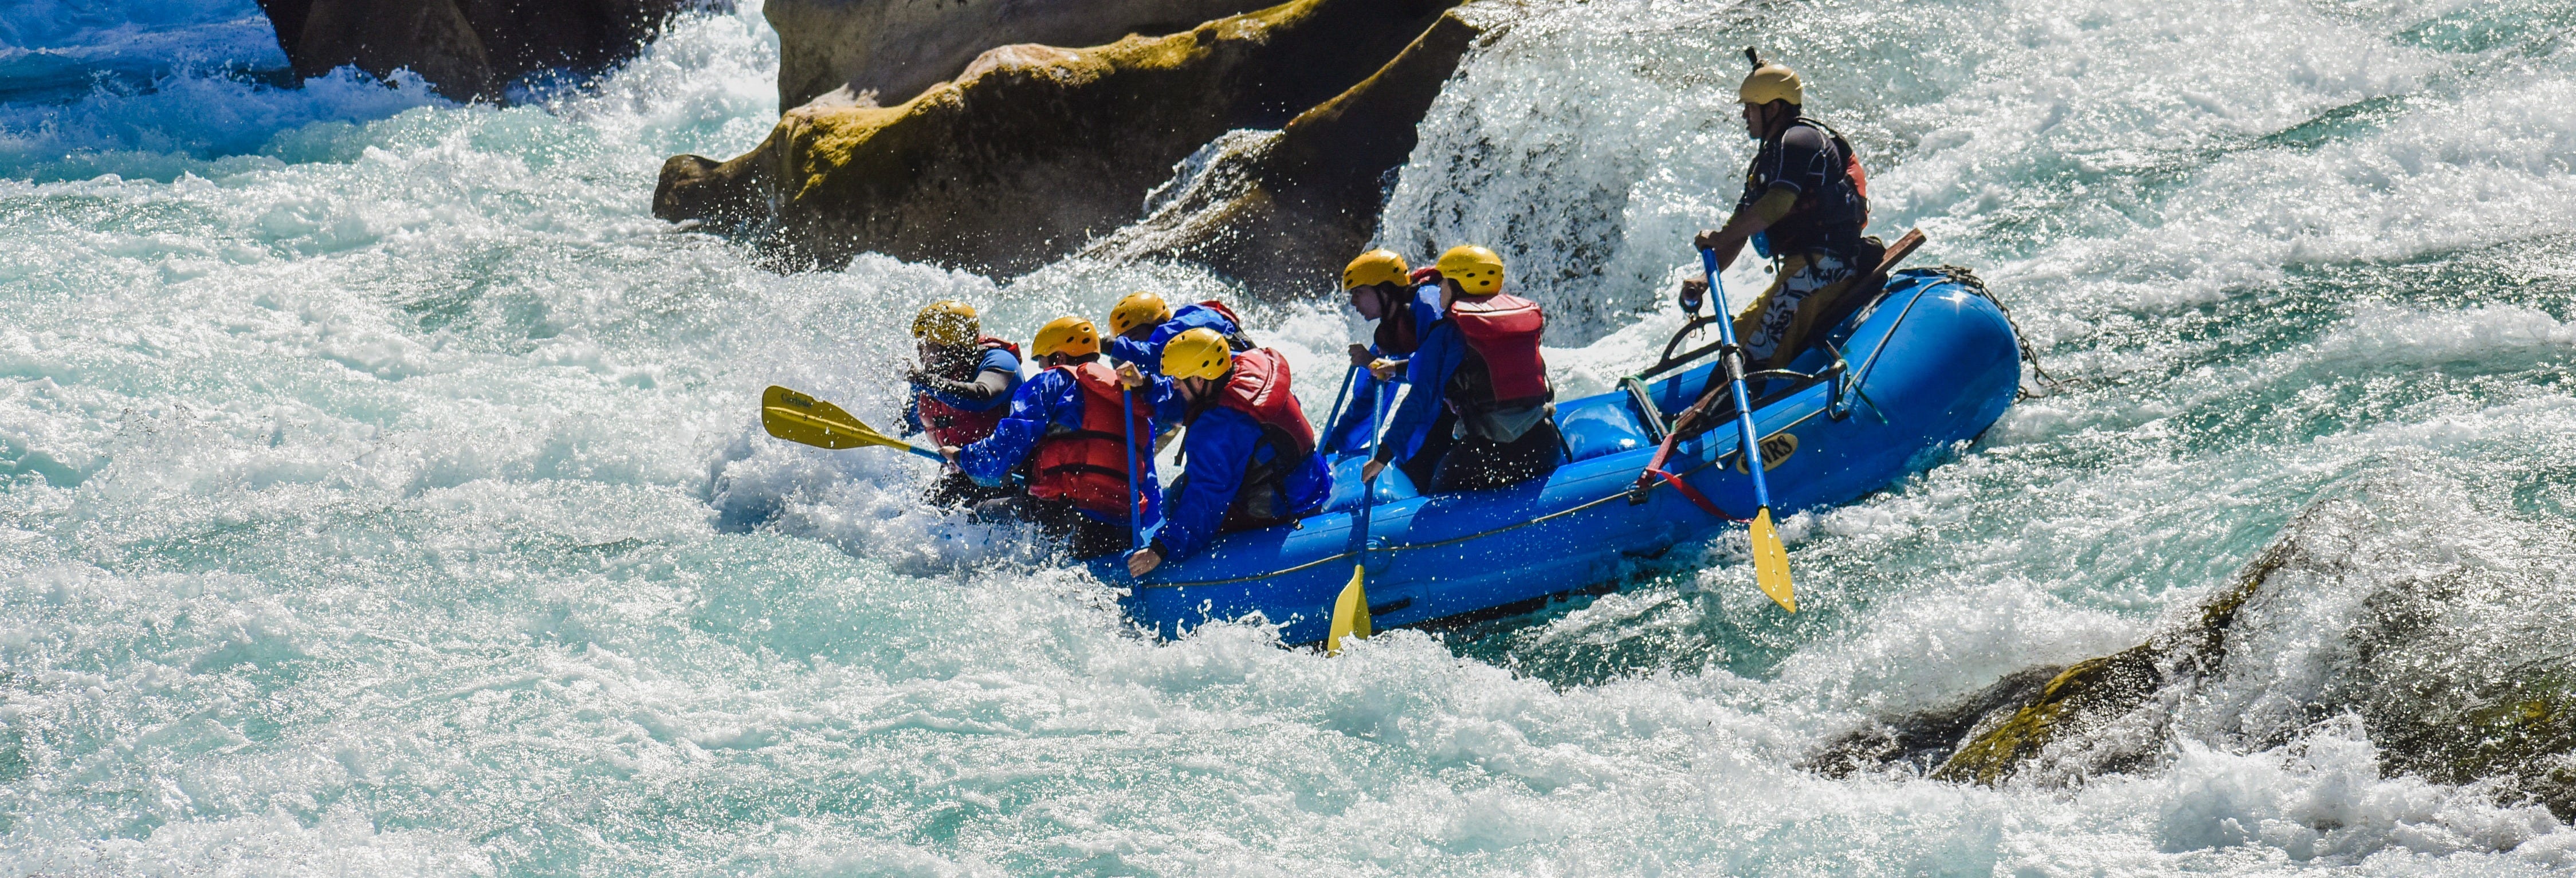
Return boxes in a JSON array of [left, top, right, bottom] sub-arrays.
[[1699, 249, 1797, 612], [759, 385, 946, 462], [1327, 369, 1391, 655]]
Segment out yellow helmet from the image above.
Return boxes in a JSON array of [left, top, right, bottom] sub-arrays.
[[910, 300, 979, 347], [1739, 61, 1803, 107], [1160, 328, 1234, 381], [1435, 245, 1506, 296], [1109, 292, 1173, 338], [1032, 315, 1100, 359], [1341, 249, 1409, 290]]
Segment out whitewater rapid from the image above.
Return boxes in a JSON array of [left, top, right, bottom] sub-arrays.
[[3, 0, 2574, 873]]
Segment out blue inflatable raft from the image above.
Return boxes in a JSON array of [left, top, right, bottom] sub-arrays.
[[1098, 267, 2026, 645]]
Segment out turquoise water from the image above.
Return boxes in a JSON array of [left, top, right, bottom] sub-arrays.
[[3, 0, 2574, 873]]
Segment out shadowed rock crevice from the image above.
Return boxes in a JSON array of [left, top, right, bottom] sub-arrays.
[[255, 0, 697, 101], [655, 0, 1470, 277], [1077, 10, 1489, 295]]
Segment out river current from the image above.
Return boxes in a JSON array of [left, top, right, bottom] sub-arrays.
[[3, 0, 2574, 873]]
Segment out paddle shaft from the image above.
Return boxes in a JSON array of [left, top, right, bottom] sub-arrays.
[[1122, 388, 1143, 551], [1701, 249, 1777, 513]]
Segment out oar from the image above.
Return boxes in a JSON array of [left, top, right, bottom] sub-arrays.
[[760, 385, 945, 463], [1326, 376, 1391, 655], [1123, 386, 1145, 554], [1321, 362, 1359, 454], [1699, 249, 1798, 613]]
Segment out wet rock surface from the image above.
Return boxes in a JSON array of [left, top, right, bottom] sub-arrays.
[[1075, 10, 1488, 296], [655, 0, 1467, 277], [765, 0, 1270, 111], [1814, 481, 2576, 818], [255, 0, 693, 101]]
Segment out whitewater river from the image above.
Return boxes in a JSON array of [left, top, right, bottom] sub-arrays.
[[4, 0, 2574, 873]]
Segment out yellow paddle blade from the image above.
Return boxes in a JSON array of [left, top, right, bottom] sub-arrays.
[[760, 385, 908, 451], [1326, 565, 1373, 656], [1749, 507, 1796, 612]]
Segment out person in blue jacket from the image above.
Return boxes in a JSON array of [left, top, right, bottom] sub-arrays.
[[1105, 291, 1254, 376], [1122, 329, 1331, 578], [898, 301, 1024, 506], [1325, 249, 1444, 460], [1363, 246, 1562, 494], [941, 316, 1157, 560]]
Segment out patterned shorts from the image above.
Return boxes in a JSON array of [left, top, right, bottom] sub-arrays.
[[1735, 250, 1856, 366]]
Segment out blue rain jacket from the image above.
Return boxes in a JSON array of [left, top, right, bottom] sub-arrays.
[[1147, 405, 1332, 562], [901, 345, 1021, 436], [1374, 317, 1466, 466], [957, 367, 1162, 522], [1325, 284, 1444, 455], [1108, 302, 1242, 376]]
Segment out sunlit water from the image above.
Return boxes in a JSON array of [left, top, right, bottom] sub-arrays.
[[2, 0, 2573, 873]]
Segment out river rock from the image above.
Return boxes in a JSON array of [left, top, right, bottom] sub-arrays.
[[1075, 9, 1487, 296], [654, 0, 1464, 274], [255, 0, 689, 100], [767, 0, 1272, 110], [1809, 483, 2576, 818]]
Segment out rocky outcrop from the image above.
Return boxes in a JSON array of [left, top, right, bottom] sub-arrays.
[[1809, 485, 2576, 818], [1075, 10, 1486, 294], [254, 0, 690, 101], [767, 0, 1271, 111], [655, 0, 1466, 275]]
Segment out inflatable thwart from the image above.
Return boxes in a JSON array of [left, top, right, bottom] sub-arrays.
[[1097, 266, 2028, 645]]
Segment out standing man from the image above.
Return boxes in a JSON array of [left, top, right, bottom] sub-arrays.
[[1689, 49, 1878, 369], [901, 301, 1022, 506]]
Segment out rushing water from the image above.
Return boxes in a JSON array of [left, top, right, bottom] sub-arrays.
[[3, 0, 2575, 872]]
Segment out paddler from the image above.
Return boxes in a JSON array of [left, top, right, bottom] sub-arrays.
[[1687, 49, 1881, 369], [942, 316, 1156, 560], [1106, 291, 1254, 376], [1362, 245, 1563, 493], [1121, 329, 1332, 578], [900, 300, 1023, 506], [1324, 249, 1446, 459]]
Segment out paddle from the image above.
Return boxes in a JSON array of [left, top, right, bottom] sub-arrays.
[[1699, 249, 1799, 613], [1326, 375, 1391, 655], [760, 385, 946, 463], [1122, 385, 1145, 554]]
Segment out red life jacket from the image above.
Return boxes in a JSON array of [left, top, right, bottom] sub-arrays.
[[1212, 348, 1317, 460], [913, 336, 1022, 447], [1446, 294, 1552, 407], [1197, 348, 1317, 528], [1028, 360, 1150, 518]]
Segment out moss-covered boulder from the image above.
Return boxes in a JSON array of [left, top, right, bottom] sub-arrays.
[[1074, 9, 1488, 294], [654, 0, 1464, 274], [256, 0, 686, 101], [766, 0, 1273, 110], [1816, 483, 2576, 817]]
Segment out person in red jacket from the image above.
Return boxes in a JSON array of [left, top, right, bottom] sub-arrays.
[[1123, 329, 1333, 578], [1364, 245, 1562, 493], [943, 316, 1156, 560], [900, 301, 1023, 506]]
